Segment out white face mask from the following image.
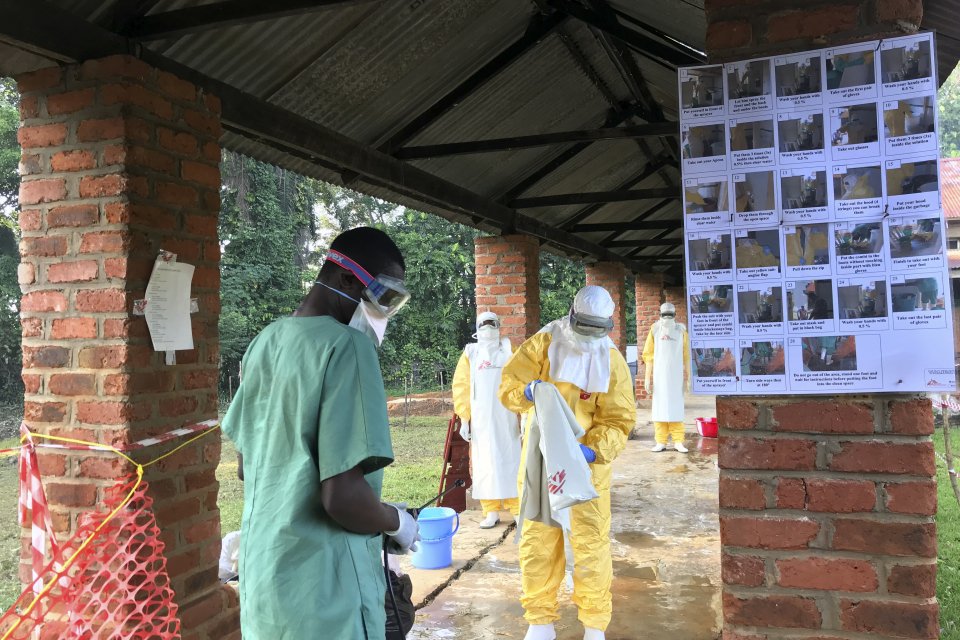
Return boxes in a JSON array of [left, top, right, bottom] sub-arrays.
[[661, 317, 676, 330], [319, 282, 389, 346], [477, 326, 499, 342], [349, 300, 389, 346]]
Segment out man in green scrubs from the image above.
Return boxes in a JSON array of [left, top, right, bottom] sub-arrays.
[[223, 227, 419, 640]]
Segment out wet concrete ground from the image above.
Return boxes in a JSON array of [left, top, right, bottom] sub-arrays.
[[404, 396, 721, 640]]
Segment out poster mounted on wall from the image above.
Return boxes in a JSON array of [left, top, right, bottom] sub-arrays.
[[678, 32, 956, 394]]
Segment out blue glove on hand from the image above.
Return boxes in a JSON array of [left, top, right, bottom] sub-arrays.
[[524, 380, 542, 402], [579, 444, 596, 464]]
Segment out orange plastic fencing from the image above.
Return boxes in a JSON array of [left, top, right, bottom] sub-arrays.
[[0, 477, 180, 640], [1, 422, 219, 640]]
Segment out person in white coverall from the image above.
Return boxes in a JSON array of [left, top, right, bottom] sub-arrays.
[[452, 312, 521, 528], [500, 286, 637, 640], [642, 302, 691, 453]]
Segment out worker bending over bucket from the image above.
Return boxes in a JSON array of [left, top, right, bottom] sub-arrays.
[[453, 311, 521, 528], [643, 302, 691, 453], [500, 285, 637, 640]]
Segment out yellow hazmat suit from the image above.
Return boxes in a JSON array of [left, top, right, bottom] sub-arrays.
[[642, 321, 691, 446], [499, 332, 636, 631]]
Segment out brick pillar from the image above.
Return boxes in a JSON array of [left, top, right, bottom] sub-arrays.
[[705, 2, 938, 638], [585, 261, 627, 354], [17, 56, 238, 638], [664, 285, 688, 327], [634, 273, 663, 400], [475, 235, 540, 346]]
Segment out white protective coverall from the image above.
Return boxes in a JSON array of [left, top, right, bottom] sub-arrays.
[[643, 303, 691, 446], [452, 312, 521, 516]]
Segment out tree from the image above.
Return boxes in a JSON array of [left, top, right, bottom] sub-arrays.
[[0, 78, 20, 403], [218, 153, 320, 390], [539, 252, 585, 326], [940, 65, 960, 158]]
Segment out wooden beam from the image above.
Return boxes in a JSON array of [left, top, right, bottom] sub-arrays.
[[569, 219, 680, 232], [123, 0, 381, 40], [0, 0, 652, 273], [549, 0, 700, 67], [612, 8, 706, 63], [559, 159, 671, 229], [605, 238, 680, 248], [377, 11, 568, 153], [511, 187, 679, 208], [394, 122, 678, 159]]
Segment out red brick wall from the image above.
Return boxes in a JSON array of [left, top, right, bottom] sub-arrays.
[[705, 3, 937, 638], [634, 273, 664, 399], [17, 56, 237, 639], [475, 235, 540, 346], [718, 397, 938, 638], [585, 261, 627, 354]]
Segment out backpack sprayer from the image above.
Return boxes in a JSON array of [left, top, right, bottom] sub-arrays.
[[383, 479, 466, 639]]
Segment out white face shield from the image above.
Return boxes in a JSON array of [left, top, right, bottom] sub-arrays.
[[475, 312, 500, 341], [569, 285, 616, 339]]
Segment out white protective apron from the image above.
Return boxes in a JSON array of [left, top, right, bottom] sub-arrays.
[[651, 322, 685, 423], [466, 339, 521, 500]]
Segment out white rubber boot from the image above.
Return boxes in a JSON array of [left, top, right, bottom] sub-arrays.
[[651, 443, 667, 452], [674, 442, 689, 453], [524, 623, 556, 640], [479, 512, 500, 529], [583, 627, 605, 640]]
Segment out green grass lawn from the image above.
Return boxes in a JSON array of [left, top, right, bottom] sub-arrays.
[[0, 436, 20, 614], [936, 428, 960, 640], [216, 416, 450, 535]]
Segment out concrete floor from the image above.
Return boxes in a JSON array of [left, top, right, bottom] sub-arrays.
[[401, 396, 721, 640]]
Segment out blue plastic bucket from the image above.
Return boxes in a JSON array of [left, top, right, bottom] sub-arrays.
[[411, 507, 459, 570]]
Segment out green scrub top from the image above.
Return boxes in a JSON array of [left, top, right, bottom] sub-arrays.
[[222, 316, 394, 640]]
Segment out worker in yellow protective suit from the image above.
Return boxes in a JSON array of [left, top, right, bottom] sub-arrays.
[[499, 285, 637, 640], [452, 311, 521, 528], [643, 303, 691, 453]]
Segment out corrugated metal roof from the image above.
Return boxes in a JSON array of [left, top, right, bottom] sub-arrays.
[[943, 157, 960, 219], [6, 0, 959, 273]]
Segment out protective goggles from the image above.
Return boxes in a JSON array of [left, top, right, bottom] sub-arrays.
[[569, 309, 614, 338], [325, 250, 410, 317], [660, 311, 676, 318], [478, 318, 499, 328]]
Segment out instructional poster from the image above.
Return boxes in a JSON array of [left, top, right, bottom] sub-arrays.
[[679, 33, 956, 395]]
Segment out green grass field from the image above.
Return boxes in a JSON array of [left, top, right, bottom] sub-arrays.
[[0, 436, 20, 614], [936, 428, 960, 640], [216, 416, 449, 535]]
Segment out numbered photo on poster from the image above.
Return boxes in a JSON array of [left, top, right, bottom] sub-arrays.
[[834, 221, 884, 275], [689, 284, 735, 337], [680, 66, 725, 117], [786, 278, 836, 334], [889, 216, 943, 259], [683, 176, 730, 228], [784, 224, 831, 276], [801, 335, 857, 371], [780, 168, 829, 222], [837, 278, 889, 328], [883, 97, 937, 154], [826, 46, 878, 100], [687, 231, 733, 281], [733, 170, 777, 226], [777, 111, 825, 164], [735, 228, 781, 279], [775, 53, 822, 107], [737, 284, 784, 337], [832, 163, 883, 218], [886, 157, 939, 213], [829, 103, 880, 159], [890, 273, 948, 330], [730, 118, 776, 168], [682, 122, 728, 172], [740, 340, 787, 375], [727, 59, 774, 113], [881, 36, 935, 95], [694, 346, 738, 377]]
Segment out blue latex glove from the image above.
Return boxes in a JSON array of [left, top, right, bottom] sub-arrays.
[[524, 380, 542, 402], [579, 444, 596, 464]]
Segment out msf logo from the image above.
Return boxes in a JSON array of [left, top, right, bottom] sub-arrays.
[[548, 469, 567, 495]]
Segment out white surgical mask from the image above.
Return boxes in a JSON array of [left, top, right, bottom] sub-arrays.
[[661, 316, 676, 330], [350, 300, 389, 346], [477, 326, 499, 342], [319, 282, 389, 346]]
